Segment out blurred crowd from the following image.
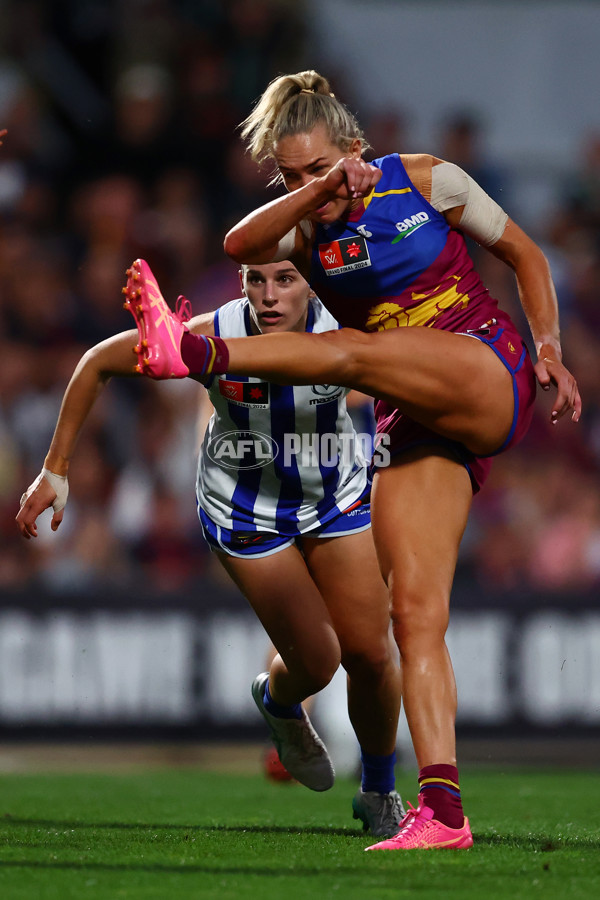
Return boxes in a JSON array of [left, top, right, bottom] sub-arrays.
[[1, 0, 599, 598]]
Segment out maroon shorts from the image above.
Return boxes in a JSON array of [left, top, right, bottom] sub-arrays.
[[373, 317, 537, 493]]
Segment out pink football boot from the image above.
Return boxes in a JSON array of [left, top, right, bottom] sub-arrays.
[[365, 794, 473, 851], [122, 258, 191, 379]]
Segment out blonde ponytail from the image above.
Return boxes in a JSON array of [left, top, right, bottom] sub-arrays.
[[240, 70, 369, 166]]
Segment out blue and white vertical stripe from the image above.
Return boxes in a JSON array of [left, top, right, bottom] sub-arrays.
[[196, 297, 368, 537]]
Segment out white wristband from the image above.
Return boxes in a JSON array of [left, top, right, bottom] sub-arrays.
[[42, 467, 69, 513]]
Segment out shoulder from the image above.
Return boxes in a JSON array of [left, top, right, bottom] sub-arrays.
[[189, 298, 249, 338], [213, 298, 250, 337], [400, 154, 444, 202]]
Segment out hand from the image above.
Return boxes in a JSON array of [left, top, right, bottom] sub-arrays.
[[534, 352, 581, 424], [16, 469, 69, 539], [321, 157, 382, 201]]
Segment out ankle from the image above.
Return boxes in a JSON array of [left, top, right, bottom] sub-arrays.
[[181, 332, 230, 375], [418, 763, 464, 829], [361, 749, 396, 794], [263, 680, 303, 720]]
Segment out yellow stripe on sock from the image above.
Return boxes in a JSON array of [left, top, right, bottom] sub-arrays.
[[205, 337, 217, 374], [419, 777, 460, 790]]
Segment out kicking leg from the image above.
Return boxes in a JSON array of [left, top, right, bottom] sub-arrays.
[[222, 326, 515, 456], [124, 258, 514, 455]]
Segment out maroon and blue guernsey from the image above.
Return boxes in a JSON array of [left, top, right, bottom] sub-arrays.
[[309, 153, 536, 491], [310, 153, 504, 334]]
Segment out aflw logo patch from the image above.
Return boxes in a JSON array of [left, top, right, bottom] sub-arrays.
[[318, 235, 372, 276], [219, 379, 269, 408]]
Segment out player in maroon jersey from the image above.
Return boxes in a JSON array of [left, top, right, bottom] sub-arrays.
[[112, 71, 580, 850]]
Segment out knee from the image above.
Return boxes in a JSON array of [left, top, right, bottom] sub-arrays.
[[293, 646, 341, 694], [390, 587, 450, 657], [276, 622, 341, 693], [341, 637, 396, 685], [303, 657, 340, 693]]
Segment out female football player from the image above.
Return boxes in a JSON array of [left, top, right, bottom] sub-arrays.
[[124, 70, 580, 850], [16, 259, 403, 838]]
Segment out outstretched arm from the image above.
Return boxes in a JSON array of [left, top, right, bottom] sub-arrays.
[[16, 312, 214, 538], [487, 219, 581, 424], [428, 158, 581, 426], [16, 329, 143, 538]]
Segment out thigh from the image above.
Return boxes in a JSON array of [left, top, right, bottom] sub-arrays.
[[302, 528, 391, 656], [370, 446, 473, 631], [216, 545, 337, 664], [346, 326, 516, 456], [227, 322, 515, 453]]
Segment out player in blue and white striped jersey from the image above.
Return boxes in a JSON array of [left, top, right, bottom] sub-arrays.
[[17, 260, 403, 838], [197, 269, 370, 552]]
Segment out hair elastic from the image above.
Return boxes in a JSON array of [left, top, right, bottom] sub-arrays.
[[299, 88, 336, 98]]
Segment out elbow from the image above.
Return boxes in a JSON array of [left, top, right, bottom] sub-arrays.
[[528, 241, 553, 281], [541, 246, 553, 277], [510, 234, 552, 279], [223, 227, 246, 263], [223, 226, 277, 265]]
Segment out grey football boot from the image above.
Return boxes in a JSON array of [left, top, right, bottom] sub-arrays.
[[251, 672, 335, 791], [352, 788, 406, 836]]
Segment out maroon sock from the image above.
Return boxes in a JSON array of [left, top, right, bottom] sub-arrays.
[[418, 764, 464, 828], [181, 331, 229, 375]]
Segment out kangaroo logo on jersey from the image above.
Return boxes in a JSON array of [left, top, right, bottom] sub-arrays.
[[391, 212, 430, 243], [219, 378, 269, 408], [318, 235, 372, 276]]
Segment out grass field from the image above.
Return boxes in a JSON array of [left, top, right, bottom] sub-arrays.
[[1, 763, 599, 900]]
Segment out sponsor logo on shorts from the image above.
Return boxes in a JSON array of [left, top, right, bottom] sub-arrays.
[[342, 504, 370, 518], [230, 532, 271, 547], [318, 235, 372, 276]]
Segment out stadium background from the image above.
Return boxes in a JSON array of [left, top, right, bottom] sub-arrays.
[[0, 0, 599, 772]]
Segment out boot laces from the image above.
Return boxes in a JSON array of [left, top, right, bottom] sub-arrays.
[[175, 295, 192, 323], [396, 801, 423, 834]]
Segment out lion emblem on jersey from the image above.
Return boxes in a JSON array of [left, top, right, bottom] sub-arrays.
[[366, 279, 470, 332], [366, 302, 410, 331]]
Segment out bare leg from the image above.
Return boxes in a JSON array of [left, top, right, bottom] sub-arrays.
[[264, 643, 316, 715], [216, 545, 341, 705], [303, 530, 402, 757], [370, 447, 472, 768], [224, 327, 514, 455]]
